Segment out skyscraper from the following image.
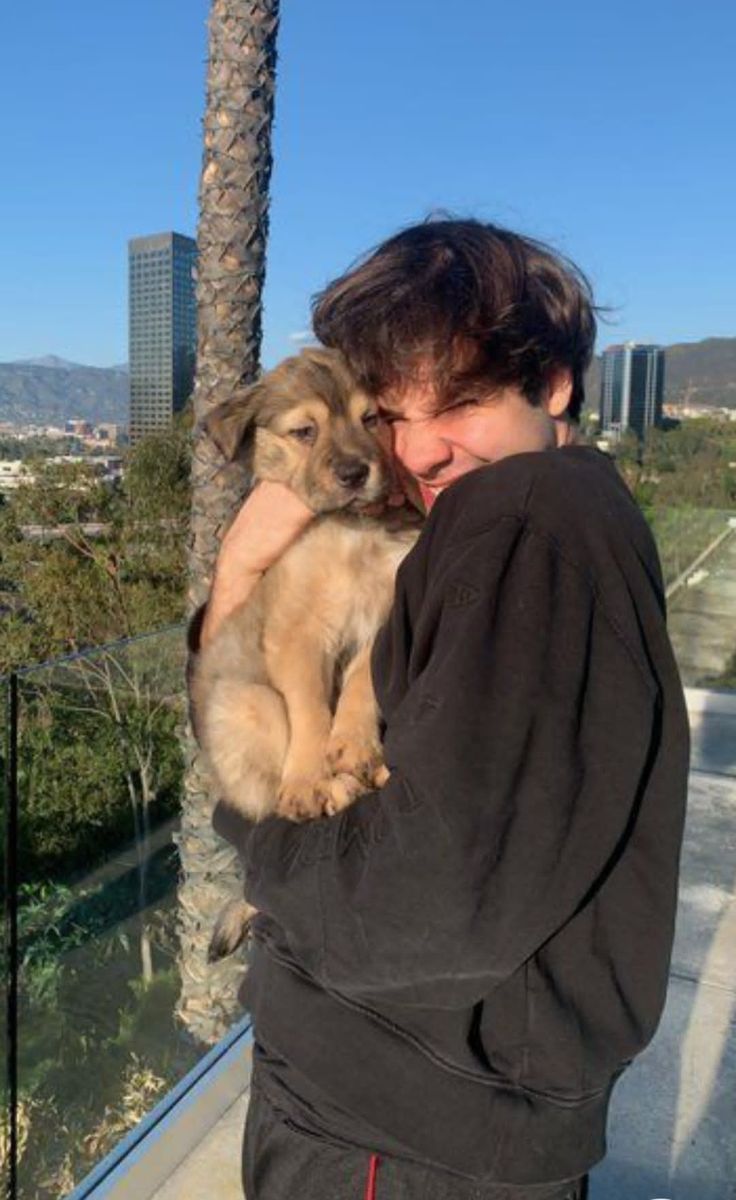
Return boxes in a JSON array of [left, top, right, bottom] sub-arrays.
[[599, 342, 665, 440], [128, 232, 197, 445]]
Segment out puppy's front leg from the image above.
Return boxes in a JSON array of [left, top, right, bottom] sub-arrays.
[[266, 628, 333, 821], [321, 643, 389, 816]]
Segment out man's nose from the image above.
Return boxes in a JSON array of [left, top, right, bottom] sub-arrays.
[[392, 422, 452, 479]]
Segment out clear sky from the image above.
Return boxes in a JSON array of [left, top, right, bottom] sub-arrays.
[[1, 0, 734, 368]]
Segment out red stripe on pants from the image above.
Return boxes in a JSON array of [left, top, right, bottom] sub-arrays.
[[364, 1153, 380, 1199]]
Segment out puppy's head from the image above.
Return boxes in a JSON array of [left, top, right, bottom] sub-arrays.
[[202, 347, 392, 514]]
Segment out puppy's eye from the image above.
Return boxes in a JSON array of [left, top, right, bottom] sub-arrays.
[[362, 412, 379, 428], [289, 425, 317, 443]]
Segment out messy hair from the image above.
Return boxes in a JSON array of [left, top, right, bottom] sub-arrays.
[[312, 217, 598, 421]]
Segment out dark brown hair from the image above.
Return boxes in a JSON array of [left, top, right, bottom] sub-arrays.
[[311, 217, 598, 421]]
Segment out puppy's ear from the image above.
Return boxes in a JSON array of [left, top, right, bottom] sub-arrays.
[[201, 385, 261, 463]]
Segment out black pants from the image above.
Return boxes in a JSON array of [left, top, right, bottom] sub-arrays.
[[242, 1079, 589, 1200]]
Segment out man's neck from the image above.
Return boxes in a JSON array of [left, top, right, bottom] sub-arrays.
[[555, 419, 580, 448]]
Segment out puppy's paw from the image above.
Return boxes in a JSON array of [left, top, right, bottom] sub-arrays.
[[325, 730, 385, 790], [208, 898, 257, 963], [276, 776, 327, 822], [317, 771, 365, 817]]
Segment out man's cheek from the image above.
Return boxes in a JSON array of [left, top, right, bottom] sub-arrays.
[[395, 462, 426, 513]]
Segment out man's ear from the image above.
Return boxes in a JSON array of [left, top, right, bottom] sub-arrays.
[[545, 369, 573, 419], [200, 384, 261, 463]]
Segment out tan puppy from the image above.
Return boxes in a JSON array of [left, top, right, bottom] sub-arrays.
[[192, 348, 421, 958]]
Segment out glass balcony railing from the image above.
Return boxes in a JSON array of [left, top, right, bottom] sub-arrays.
[[1, 626, 246, 1200], [655, 507, 736, 689], [1, 501, 734, 1199], [2, 672, 12, 1200], [652, 505, 736, 776]]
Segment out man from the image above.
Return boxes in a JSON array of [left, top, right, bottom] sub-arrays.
[[187, 219, 690, 1200]]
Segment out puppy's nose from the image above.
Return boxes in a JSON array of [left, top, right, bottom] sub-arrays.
[[335, 458, 370, 489]]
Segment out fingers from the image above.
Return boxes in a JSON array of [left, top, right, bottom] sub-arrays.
[[250, 479, 315, 521], [220, 480, 316, 574]]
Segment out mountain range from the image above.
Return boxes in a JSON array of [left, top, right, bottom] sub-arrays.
[[0, 358, 129, 427], [1, 336, 735, 428]]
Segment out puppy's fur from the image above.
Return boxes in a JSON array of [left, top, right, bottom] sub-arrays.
[[191, 348, 421, 958]]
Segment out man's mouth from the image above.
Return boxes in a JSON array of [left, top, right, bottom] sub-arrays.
[[418, 477, 463, 510], [418, 481, 439, 510]]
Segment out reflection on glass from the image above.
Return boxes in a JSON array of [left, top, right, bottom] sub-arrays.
[[1, 673, 12, 1199], [10, 629, 206, 1199], [651, 507, 736, 690]]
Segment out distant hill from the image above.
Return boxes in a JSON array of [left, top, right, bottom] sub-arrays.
[[660, 337, 736, 407], [2, 335, 735, 428], [0, 359, 129, 427], [585, 336, 736, 411], [13, 355, 90, 370]]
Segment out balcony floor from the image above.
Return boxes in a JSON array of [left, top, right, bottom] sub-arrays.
[[151, 1089, 248, 1200], [152, 759, 736, 1200]]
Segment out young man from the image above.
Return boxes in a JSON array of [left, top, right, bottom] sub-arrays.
[[187, 219, 690, 1200]]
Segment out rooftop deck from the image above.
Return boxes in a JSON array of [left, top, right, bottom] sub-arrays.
[[145, 698, 736, 1200], [5, 603, 734, 1200]]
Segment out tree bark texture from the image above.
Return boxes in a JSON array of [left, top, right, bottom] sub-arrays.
[[178, 0, 281, 1046]]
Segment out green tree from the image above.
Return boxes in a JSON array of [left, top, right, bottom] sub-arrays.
[[0, 435, 78, 460], [608, 419, 736, 511], [0, 413, 191, 675], [0, 419, 193, 1065]]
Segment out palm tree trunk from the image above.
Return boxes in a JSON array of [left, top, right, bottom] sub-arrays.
[[177, 0, 281, 1046]]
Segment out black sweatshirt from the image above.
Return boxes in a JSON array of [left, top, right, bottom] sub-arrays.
[[186, 445, 690, 1187]]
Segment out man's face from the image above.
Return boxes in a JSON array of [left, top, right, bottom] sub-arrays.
[[378, 373, 574, 512]]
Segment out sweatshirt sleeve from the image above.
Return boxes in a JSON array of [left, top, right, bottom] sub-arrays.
[[231, 518, 661, 1009]]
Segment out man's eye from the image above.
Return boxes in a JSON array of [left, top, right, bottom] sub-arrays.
[[289, 426, 317, 442], [362, 412, 379, 428]]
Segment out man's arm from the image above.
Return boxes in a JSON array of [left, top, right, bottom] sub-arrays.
[[239, 520, 660, 1009]]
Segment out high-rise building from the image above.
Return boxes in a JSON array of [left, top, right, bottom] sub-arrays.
[[128, 232, 197, 445], [599, 342, 665, 440]]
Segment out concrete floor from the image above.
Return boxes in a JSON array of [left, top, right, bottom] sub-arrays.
[[588, 769, 736, 1200], [153, 746, 736, 1200], [151, 1091, 248, 1200]]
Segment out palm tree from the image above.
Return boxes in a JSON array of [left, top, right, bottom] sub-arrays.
[[177, 0, 281, 1046]]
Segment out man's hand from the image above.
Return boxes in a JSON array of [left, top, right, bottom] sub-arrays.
[[201, 480, 315, 647]]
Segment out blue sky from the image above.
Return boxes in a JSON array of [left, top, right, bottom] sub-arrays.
[[1, 0, 734, 367]]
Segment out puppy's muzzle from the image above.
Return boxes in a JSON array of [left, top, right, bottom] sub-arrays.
[[334, 458, 370, 489]]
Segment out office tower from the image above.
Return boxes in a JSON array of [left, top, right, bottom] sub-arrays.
[[599, 342, 665, 440], [128, 232, 197, 445]]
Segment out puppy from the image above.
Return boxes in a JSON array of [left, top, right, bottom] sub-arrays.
[[191, 348, 421, 958]]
